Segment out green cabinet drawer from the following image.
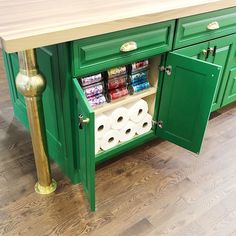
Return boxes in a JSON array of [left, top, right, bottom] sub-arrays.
[[174, 7, 236, 49], [72, 20, 175, 77]]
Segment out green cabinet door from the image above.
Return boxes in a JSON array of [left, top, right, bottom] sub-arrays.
[[156, 52, 221, 153], [222, 68, 236, 106], [221, 36, 236, 106], [73, 79, 95, 211], [207, 35, 236, 111]]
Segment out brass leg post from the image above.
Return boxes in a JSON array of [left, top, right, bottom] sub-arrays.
[[16, 49, 57, 194]]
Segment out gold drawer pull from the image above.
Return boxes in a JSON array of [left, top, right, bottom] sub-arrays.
[[120, 41, 137, 52], [207, 21, 220, 30]]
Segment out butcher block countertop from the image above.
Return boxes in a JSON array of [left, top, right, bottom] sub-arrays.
[[0, 0, 236, 53]]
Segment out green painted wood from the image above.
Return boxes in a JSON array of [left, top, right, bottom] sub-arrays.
[[72, 20, 175, 77], [173, 41, 209, 60], [95, 131, 156, 165], [73, 78, 95, 211], [57, 43, 80, 184], [222, 37, 236, 106], [174, 7, 236, 49], [36, 47, 67, 170], [174, 34, 236, 111], [222, 68, 236, 105], [156, 52, 221, 153], [208, 35, 235, 111], [2, 51, 29, 129], [2, 46, 75, 182]]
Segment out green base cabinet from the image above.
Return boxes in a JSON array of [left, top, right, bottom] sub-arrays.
[[72, 49, 221, 210], [174, 34, 236, 111], [2, 6, 236, 211]]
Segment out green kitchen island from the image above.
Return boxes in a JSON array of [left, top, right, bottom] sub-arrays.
[[1, 0, 236, 211]]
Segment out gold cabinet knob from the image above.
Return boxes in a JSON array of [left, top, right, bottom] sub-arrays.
[[120, 41, 138, 52], [207, 21, 220, 30]]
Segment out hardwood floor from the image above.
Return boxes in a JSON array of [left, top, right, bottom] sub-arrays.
[[0, 51, 236, 236]]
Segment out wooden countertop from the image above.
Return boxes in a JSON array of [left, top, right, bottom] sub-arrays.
[[0, 0, 236, 53]]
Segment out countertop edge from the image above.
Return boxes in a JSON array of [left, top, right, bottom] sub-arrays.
[[2, 2, 236, 53]]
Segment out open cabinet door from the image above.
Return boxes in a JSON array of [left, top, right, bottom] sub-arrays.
[[73, 79, 96, 211], [156, 52, 221, 153]]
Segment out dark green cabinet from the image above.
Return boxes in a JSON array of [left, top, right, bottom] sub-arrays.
[[174, 34, 236, 111], [72, 50, 222, 209], [3, 8, 236, 211]]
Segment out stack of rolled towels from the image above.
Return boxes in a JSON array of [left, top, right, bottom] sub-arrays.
[[95, 99, 152, 153]]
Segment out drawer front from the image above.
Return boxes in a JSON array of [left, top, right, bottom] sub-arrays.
[[72, 20, 175, 77], [174, 7, 236, 49]]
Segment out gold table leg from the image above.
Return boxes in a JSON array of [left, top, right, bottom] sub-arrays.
[[16, 49, 57, 194]]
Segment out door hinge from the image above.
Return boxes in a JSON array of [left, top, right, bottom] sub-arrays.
[[78, 114, 90, 129], [152, 120, 163, 128], [159, 65, 172, 76]]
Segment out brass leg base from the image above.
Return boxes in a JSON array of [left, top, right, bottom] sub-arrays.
[[16, 49, 57, 194], [35, 179, 57, 194]]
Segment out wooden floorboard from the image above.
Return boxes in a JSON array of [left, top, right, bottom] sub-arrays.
[[0, 51, 236, 236]]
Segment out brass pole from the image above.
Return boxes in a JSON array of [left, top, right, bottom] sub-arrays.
[[16, 49, 57, 194]]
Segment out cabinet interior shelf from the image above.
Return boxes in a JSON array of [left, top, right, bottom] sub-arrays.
[[94, 87, 157, 115]]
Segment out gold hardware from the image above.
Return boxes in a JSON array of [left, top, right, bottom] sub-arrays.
[[78, 114, 90, 129], [207, 21, 220, 30], [209, 47, 214, 54], [152, 120, 158, 125], [120, 41, 137, 52], [35, 179, 57, 194], [157, 120, 163, 128], [159, 65, 172, 76], [203, 47, 215, 58], [152, 120, 163, 128], [202, 49, 207, 55], [16, 49, 57, 194]]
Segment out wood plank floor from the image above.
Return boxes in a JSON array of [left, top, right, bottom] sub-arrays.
[[0, 51, 236, 236]]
